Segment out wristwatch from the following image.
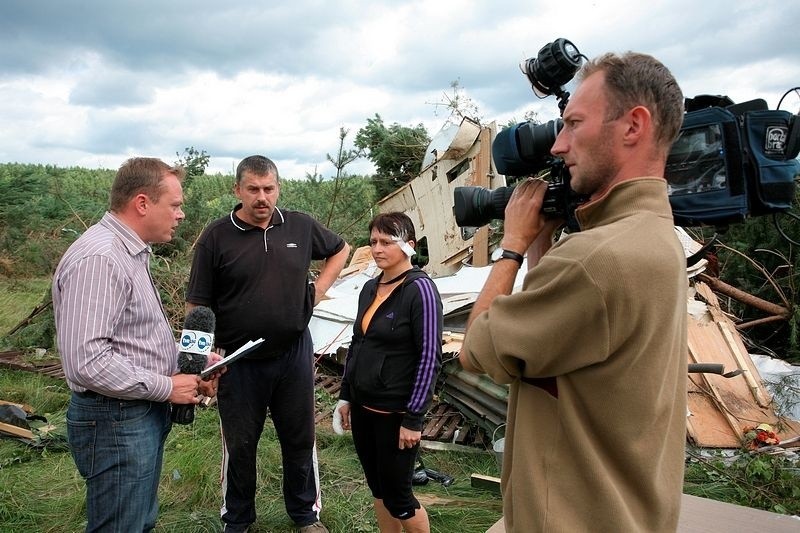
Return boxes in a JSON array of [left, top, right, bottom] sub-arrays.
[[491, 248, 524, 266]]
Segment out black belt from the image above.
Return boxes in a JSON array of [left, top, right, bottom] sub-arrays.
[[74, 390, 127, 402], [74, 390, 101, 399], [73, 390, 163, 406]]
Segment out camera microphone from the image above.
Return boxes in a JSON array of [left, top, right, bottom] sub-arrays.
[[171, 306, 216, 425]]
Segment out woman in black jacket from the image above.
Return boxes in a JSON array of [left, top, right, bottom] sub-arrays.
[[335, 212, 443, 533]]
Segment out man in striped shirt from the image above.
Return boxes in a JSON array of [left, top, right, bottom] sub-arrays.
[[53, 157, 206, 532]]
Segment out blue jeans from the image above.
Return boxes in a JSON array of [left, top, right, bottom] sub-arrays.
[[67, 392, 172, 533]]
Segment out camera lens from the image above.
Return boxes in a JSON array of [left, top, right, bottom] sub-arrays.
[[453, 186, 514, 227], [493, 119, 562, 177], [517, 119, 562, 162], [454, 182, 574, 228]]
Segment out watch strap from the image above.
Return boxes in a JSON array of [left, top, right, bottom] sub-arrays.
[[496, 249, 524, 265]]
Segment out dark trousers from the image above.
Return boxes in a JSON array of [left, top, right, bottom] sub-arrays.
[[217, 329, 320, 530], [350, 404, 420, 520]]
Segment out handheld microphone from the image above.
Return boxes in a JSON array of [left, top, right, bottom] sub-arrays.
[[171, 306, 216, 425]]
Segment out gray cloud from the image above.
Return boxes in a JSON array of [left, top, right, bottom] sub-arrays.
[[70, 73, 155, 108], [0, 0, 797, 176]]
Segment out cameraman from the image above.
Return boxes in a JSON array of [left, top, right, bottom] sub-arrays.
[[459, 52, 687, 532]]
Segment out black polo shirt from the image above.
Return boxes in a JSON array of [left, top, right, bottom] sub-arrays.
[[186, 205, 345, 358]]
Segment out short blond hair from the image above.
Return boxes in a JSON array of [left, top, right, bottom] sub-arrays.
[[580, 52, 684, 152]]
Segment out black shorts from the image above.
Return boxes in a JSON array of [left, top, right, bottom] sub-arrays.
[[350, 404, 421, 520]]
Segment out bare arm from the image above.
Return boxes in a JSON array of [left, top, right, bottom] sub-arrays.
[[314, 243, 351, 305]]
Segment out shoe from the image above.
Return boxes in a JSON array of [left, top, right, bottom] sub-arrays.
[[298, 520, 329, 532]]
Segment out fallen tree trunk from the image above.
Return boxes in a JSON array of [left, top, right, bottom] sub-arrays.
[[696, 274, 790, 320]]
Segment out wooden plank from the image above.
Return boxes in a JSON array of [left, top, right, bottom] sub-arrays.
[[314, 375, 342, 396], [695, 282, 770, 407], [439, 415, 462, 441], [423, 405, 452, 438], [486, 493, 800, 532], [716, 320, 769, 407], [470, 473, 501, 494], [0, 421, 34, 439], [454, 421, 472, 444], [686, 338, 743, 440], [427, 412, 457, 439], [683, 282, 800, 447], [0, 400, 34, 413]]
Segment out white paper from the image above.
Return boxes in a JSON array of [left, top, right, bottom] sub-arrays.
[[200, 338, 265, 378]]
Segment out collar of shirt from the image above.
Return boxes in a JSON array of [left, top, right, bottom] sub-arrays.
[[229, 203, 285, 231], [100, 211, 151, 257]]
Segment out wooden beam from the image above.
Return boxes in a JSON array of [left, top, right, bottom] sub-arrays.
[[0, 400, 33, 413], [0, 421, 34, 439], [686, 339, 744, 438], [470, 473, 501, 494], [717, 320, 770, 407], [470, 127, 493, 267]]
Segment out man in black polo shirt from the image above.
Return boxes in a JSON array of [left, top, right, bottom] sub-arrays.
[[186, 155, 350, 533]]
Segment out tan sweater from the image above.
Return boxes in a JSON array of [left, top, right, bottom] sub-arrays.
[[463, 178, 688, 532]]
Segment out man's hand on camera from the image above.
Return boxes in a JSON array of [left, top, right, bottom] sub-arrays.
[[502, 177, 550, 254]]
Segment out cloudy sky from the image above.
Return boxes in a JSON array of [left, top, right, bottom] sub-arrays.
[[1, 0, 798, 178]]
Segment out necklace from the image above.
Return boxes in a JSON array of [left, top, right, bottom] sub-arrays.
[[378, 269, 412, 285]]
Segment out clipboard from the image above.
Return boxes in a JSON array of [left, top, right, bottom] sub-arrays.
[[200, 338, 265, 379]]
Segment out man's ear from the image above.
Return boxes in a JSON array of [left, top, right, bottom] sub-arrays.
[[133, 193, 149, 215], [623, 105, 652, 146]]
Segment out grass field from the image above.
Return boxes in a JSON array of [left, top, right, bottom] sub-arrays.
[[0, 277, 51, 337], [3, 278, 799, 530], [0, 277, 503, 532], [0, 368, 503, 533]]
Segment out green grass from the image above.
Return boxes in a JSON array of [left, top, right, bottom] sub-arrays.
[[0, 278, 51, 337], [0, 369, 503, 533]]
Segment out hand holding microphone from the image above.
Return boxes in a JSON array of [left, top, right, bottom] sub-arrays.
[[171, 306, 216, 425]]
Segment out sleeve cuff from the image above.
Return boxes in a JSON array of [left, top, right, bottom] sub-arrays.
[[402, 412, 424, 432]]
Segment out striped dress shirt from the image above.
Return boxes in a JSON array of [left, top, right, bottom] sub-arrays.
[[53, 212, 178, 401]]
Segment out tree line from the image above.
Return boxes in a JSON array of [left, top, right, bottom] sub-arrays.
[[0, 107, 798, 363]]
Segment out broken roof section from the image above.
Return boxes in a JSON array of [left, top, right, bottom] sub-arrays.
[[310, 253, 530, 356], [687, 281, 800, 447], [310, 118, 800, 449], [376, 117, 501, 277]]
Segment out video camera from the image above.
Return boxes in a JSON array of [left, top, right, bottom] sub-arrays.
[[453, 38, 800, 237], [453, 38, 587, 230]]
